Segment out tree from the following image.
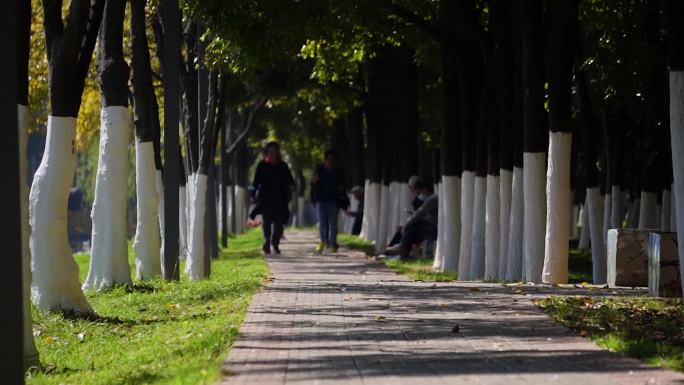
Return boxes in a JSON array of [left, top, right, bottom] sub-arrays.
[[84, 0, 133, 291], [29, 0, 105, 313], [542, 0, 579, 284], [131, 0, 162, 279], [666, 0, 684, 301], [16, 0, 39, 369], [519, 0, 546, 284]]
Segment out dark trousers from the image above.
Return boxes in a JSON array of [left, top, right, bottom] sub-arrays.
[[400, 220, 437, 259], [316, 202, 339, 247], [262, 214, 285, 247]]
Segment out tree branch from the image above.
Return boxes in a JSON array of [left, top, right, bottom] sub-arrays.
[[225, 97, 266, 157], [74, 0, 106, 102], [376, 0, 444, 43]]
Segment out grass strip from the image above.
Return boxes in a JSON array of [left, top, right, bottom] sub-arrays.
[[27, 229, 268, 385], [536, 295, 684, 373]]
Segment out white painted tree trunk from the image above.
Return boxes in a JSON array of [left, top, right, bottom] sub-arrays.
[[235, 185, 248, 234], [375, 184, 391, 253], [506, 167, 524, 281], [669, 71, 684, 299], [602, 193, 611, 246], [179, 186, 187, 259], [133, 141, 161, 279], [433, 183, 444, 270], [388, 182, 401, 242], [484, 175, 500, 280], [498, 169, 512, 278], [84, 107, 132, 290], [578, 204, 589, 249], [29, 117, 92, 312], [470, 176, 486, 279], [523, 152, 546, 283], [18, 105, 38, 366], [543, 132, 571, 284], [458, 171, 475, 280], [441, 176, 461, 273], [586, 187, 606, 284], [187, 173, 207, 280], [359, 180, 371, 239], [398, 183, 413, 224], [639, 191, 658, 229], [610, 185, 622, 229], [155, 170, 165, 257]]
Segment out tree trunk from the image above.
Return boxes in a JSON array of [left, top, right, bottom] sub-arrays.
[[483, 71, 500, 280], [131, 0, 161, 279], [30, 0, 105, 312], [541, 0, 577, 285], [667, 0, 684, 302], [16, 0, 39, 368], [490, 0, 514, 279], [470, 73, 489, 280], [85, 0, 132, 291], [3, 0, 27, 376], [457, 42, 482, 280], [577, 68, 606, 283], [159, 0, 181, 280], [438, 6, 462, 272], [520, 0, 546, 283], [506, 11, 525, 282]]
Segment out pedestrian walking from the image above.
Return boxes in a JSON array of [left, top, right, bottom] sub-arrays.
[[249, 141, 295, 254], [311, 150, 348, 252]]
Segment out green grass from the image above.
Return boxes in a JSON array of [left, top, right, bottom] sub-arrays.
[[568, 248, 593, 283], [338, 234, 457, 282], [537, 295, 684, 372], [338, 233, 376, 256], [27, 228, 268, 385], [384, 258, 458, 282]]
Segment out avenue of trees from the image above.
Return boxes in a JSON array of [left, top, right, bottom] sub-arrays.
[[9, 0, 684, 376]]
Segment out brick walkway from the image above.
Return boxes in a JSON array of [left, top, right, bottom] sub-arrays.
[[217, 231, 684, 385]]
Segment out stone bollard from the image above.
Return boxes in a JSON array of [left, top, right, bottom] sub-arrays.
[[648, 232, 682, 298], [607, 229, 650, 287]]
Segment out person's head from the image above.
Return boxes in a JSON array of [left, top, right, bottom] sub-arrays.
[[414, 180, 434, 201], [265, 141, 281, 162], [324, 150, 335, 169], [408, 175, 421, 194], [351, 185, 364, 200]]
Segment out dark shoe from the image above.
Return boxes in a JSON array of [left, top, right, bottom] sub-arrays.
[[262, 243, 271, 254], [272, 244, 281, 254]]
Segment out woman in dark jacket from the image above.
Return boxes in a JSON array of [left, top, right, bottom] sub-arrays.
[[311, 150, 347, 252], [251, 141, 295, 254]]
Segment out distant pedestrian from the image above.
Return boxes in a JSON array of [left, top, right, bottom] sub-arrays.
[[249, 141, 295, 254], [311, 150, 348, 252]]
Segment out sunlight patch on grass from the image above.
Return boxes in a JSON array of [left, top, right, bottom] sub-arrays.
[[537, 295, 684, 373], [27, 229, 267, 385]]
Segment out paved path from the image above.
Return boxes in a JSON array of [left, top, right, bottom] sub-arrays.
[[218, 231, 684, 385]]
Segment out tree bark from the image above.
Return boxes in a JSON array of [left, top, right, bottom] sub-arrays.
[[519, 0, 546, 283], [131, 0, 161, 280], [542, 0, 578, 284], [30, 0, 105, 312]]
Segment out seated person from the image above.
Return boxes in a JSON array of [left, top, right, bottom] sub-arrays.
[[388, 175, 426, 247], [385, 180, 438, 260]]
